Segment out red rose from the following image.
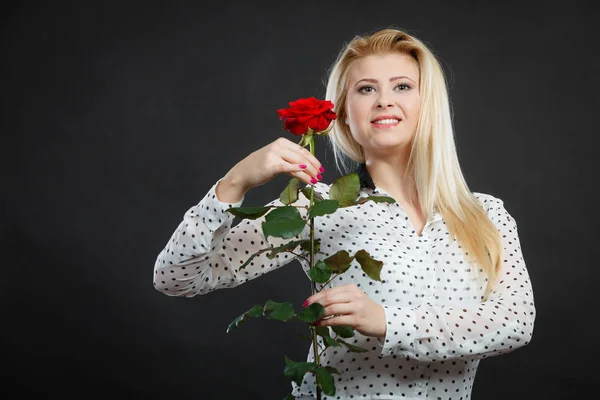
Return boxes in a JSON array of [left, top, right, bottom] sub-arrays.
[[276, 97, 337, 136]]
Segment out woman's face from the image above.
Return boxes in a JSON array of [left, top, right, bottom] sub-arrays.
[[345, 52, 420, 158]]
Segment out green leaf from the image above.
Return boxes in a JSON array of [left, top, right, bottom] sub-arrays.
[[316, 325, 339, 348], [324, 250, 354, 274], [283, 394, 295, 400], [354, 249, 383, 282], [225, 206, 271, 219], [315, 366, 336, 396], [264, 300, 295, 321], [226, 304, 264, 333], [307, 199, 339, 219], [283, 355, 318, 386], [299, 333, 313, 342], [323, 335, 341, 348], [329, 173, 360, 207], [324, 366, 340, 375], [300, 238, 320, 254], [280, 178, 300, 205], [315, 325, 330, 338], [239, 239, 308, 271], [238, 252, 261, 271], [262, 206, 306, 239], [295, 302, 324, 323], [301, 187, 323, 203], [266, 239, 307, 259], [307, 260, 331, 283], [337, 338, 369, 353], [356, 195, 396, 205], [331, 325, 355, 338]]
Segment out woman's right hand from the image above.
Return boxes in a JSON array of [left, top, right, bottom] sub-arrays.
[[217, 137, 324, 202]]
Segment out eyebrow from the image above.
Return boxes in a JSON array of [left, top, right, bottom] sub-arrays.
[[354, 76, 417, 87]]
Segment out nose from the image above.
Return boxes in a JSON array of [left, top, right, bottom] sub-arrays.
[[376, 97, 394, 109]]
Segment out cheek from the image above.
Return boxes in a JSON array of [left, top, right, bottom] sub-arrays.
[[347, 99, 369, 124], [407, 96, 420, 119]]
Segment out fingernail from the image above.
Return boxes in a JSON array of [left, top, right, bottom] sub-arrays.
[[310, 178, 317, 184], [299, 164, 307, 169], [302, 300, 309, 308], [319, 166, 325, 173], [317, 174, 322, 180]]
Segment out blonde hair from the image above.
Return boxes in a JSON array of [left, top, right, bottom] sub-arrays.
[[324, 28, 502, 299]]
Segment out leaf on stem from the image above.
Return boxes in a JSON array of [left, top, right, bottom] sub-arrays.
[[264, 300, 295, 321], [307, 199, 339, 219], [324, 366, 340, 375], [331, 325, 355, 338], [280, 178, 300, 205], [283, 355, 318, 386], [308, 260, 331, 283], [337, 338, 369, 353], [225, 206, 271, 219], [354, 249, 383, 282], [316, 326, 341, 348], [356, 195, 396, 205], [301, 187, 323, 203], [299, 333, 313, 342], [315, 366, 336, 396], [262, 206, 307, 239], [295, 302, 324, 323], [300, 238, 320, 254], [226, 304, 264, 333], [324, 250, 354, 274], [266, 239, 309, 259], [329, 173, 360, 207]]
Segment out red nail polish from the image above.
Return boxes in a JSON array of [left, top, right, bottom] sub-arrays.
[[299, 164, 307, 169], [310, 178, 317, 184], [302, 300, 309, 308], [317, 174, 322, 180], [319, 166, 325, 173]]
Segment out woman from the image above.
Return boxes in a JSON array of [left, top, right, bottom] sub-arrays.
[[153, 28, 535, 399]]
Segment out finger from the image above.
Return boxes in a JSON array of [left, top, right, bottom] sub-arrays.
[[307, 288, 354, 308], [285, 141, 324, 176], [277, 161, 317, 186], [280, 149, 320, 182], [321, 302, 354, 319], [306, 284, 357, 306], [315, 314, 354, 327]]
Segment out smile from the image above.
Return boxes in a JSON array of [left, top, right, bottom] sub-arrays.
[[371, 118, 401, 128]]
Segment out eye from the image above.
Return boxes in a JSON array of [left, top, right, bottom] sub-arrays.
[[395, 83, 411, 91], [358, 85, 375, 93]]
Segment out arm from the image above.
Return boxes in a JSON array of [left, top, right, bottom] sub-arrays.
[[152, 177, 311, 297], [377, 196, 536, 362]]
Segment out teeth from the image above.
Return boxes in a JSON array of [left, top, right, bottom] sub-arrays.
[[373, 118, 399, 124]]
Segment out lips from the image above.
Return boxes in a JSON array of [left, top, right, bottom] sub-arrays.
[[371, 115, 402, 123]]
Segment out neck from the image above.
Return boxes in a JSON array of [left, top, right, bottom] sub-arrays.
[[364, 154, 417, 205]]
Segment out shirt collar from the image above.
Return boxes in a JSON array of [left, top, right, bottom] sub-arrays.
[[355, 163, 376, 190]]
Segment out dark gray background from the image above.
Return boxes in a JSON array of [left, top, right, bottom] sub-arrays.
[[2, 1, 598, 399]]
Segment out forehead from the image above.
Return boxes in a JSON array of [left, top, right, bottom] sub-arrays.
[[348, 53, 420, 83]]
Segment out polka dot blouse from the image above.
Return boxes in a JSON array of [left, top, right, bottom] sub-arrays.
[[153, 164, 536, 400]]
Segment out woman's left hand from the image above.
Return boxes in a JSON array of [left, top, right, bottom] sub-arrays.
[[303, 283, 387, 338]]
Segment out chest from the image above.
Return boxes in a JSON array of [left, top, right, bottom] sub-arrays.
[[307, 204, 485, 305]]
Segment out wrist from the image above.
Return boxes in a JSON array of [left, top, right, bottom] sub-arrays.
[[216, 171, 248, 203]]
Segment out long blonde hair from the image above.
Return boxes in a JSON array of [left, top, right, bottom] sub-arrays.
[[324, 28, 502, 299]]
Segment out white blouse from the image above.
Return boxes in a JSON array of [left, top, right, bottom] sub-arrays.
[[153, 164, 535, 400]]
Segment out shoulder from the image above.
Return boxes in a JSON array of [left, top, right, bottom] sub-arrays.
[[472, 191, 516, 226], [472, 191, 504, 210]]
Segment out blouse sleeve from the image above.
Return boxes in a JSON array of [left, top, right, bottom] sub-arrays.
[[376, 195, 536, 362], [153, 177, 311, 297]]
